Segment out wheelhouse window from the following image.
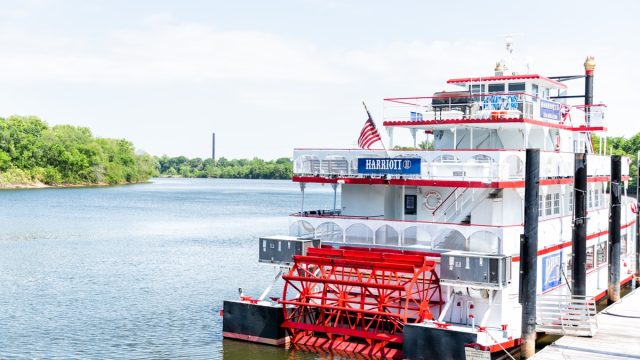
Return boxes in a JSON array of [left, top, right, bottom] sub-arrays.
[[545, 194, 552, 216], [594, 189, 600, 208], [508, 82, 525, 92], [488, 83, 505, 93]]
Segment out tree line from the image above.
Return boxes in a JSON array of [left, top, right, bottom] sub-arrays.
[[156, 156, 292, 179], [0, 116, 158, 186], [0, 115, 292, 186]]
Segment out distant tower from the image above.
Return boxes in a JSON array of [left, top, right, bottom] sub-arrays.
[[212, 132, 216, 161]]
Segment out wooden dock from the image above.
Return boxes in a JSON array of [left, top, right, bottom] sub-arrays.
[[533, 287, 640, 360]]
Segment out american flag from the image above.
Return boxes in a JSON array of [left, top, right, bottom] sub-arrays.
[[357, 110, 382, 149]]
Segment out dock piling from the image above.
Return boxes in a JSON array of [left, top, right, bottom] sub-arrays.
[[573, 153, 588, 296], [608, 155, 622, 303], [520, 148, 540, 359]]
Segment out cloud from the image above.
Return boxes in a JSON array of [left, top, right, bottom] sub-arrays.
[[0, 21, 346, 85]]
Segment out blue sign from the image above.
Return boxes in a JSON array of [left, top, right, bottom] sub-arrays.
[[540, 99, 561, 121], [482, 95, 518, 110], [357, 158, 421, 175], [542, 252, 562, 292]]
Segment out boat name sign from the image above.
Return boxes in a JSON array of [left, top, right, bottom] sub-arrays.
[[540, 99, 561, 121], [357, 158, 421, 175]]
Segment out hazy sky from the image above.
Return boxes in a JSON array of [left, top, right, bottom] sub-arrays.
[[1, 0, 639, 159]]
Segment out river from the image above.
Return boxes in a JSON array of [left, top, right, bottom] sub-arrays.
[[0, 178, 337, 359]]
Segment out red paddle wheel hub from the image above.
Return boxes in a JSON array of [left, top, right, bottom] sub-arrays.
[[281, 247, 442, 358]]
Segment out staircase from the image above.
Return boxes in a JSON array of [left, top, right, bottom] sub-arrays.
[[536, 294, 598, 337], [432, 188, 497, 223]]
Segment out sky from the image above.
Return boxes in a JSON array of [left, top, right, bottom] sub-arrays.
[[1, 0, 639, 159]]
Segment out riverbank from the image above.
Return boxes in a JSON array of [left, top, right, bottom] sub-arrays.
[[0, 180, 148, 190]]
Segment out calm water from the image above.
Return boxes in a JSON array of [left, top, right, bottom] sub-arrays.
[[0, 178, 339, 359]]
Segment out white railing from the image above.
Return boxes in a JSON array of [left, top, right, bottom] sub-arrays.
[[536, 294, 598, 337], [382, 93, 605, 129], [293, 149, 621, 181], [289, 214, 506, 254]]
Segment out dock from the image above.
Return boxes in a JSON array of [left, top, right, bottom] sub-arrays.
[[533, 288, 640, 360]]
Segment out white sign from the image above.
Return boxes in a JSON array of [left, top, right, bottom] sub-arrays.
[[464, 347, 491, 360]]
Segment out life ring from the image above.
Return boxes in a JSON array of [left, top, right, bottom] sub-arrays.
[[631, 201, 638, 214]]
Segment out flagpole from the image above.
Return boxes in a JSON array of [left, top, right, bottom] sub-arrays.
[[362, 101, 390, 156]]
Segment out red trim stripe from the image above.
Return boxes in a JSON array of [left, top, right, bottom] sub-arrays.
[[292, 175, 626, 188], [511, 220, 636, 262], [382, 117, 605, 132]]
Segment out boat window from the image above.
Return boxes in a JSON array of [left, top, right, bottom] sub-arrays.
[[588, 189, 593, 209], [375, 225, 399, 246], [488, 83, 505, 93], [594, 189, 600, 208], [468, 231, 500, 254], [469, 84, 485, 94], [596, 240, 607, 266], [568, 191, 574, 213], [553, 193, 560, 215], [433, 229, 466, 251], [621, 234, 628, 255], [404, 195, 417, 215], [508, 82, 525, 92], [289, 220, 315, 237], [538, 194, 544, 218], [315, 222, 343, 243], [586, 245, 595, 270], [545, 194, 552, 216], [345, 223, 373, 244], [566, 258, 572, 280]]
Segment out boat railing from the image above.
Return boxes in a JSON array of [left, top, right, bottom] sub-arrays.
[[382, 93, 604, 128], [288, 213, 513, 254], [293, 148, 616, 181]]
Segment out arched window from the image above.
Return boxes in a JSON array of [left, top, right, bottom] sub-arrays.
[[375, 225, 399, 246], [315, 222, 343, 243], [345, 223, 373, 244], [433, 229, 466, 251], [402, 226, 431, 248], [289, 220, 315, 238], [403, 226, 417, 246], [468, 231, 501, 254]]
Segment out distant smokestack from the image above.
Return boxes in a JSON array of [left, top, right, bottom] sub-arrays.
[[212, 132, 216, 161]]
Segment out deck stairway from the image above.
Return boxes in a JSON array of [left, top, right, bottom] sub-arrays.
[[432, 188, 501, 223], [536, 294, 598, 337]]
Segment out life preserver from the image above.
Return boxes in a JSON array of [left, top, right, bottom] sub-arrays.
[[631, 201, 637, 214]]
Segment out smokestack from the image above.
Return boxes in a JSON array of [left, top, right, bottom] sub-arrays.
[[212, 132, 216, 161], [584, 56, 595, 124]]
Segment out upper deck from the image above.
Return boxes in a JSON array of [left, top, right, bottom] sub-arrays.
[[382, 74, 606, 133]]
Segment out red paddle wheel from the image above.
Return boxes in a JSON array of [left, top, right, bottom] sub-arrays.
[[281, 247, 442, 358]]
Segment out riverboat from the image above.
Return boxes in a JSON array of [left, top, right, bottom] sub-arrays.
[[222, 51, 637, 359]]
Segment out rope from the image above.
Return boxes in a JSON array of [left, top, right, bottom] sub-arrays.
[[484, 330, 517, 360]]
